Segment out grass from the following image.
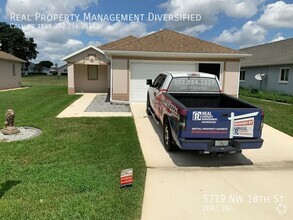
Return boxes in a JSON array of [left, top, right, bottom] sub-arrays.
[[0, 81, 146, 219], [21, 75, 68, 87], [240, 96, 293, 136], [239, 87, 293, 104]]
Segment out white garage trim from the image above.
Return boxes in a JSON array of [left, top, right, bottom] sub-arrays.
[[129, 60, 198, 102]]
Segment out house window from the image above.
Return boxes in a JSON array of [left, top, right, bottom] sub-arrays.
[[279, 68, 289, 83], [12, 64, 16, 76], [240, 70, 245, 82], [88, 66, 98, 80]]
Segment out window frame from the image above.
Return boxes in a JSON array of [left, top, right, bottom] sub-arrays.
[[88, 65, 99, 80], [279, 68, 289, 84], [12, 64, 16, 76], [240, 70, 245, 82]]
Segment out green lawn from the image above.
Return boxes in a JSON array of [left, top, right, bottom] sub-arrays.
[[21, 75, 68, 87], [240, 96, 293, 136], [0, 85, 146, 219]]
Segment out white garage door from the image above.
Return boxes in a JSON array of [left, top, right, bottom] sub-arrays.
[[130, 62, 196, 102]]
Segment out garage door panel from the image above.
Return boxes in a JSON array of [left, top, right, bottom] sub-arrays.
[[130, 62, 196, 102], [131, 79, 149, 102]]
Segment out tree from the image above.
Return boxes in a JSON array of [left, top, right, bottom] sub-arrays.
[[39, 61, 54, 68], [0, 22, 38, 62]]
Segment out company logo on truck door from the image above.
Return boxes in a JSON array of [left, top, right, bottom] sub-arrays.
[[192, 111, 218, 123]]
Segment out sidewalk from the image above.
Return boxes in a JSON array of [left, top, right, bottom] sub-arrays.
[[57, 93, 132, 118], [0, 87, 29, 92]]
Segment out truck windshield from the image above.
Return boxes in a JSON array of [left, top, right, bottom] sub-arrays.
[[168, 77, 220, 92]]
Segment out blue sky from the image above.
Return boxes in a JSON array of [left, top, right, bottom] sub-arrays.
[[0, 0, 292, 65]]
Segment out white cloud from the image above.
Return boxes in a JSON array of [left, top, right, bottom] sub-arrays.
[[21, 23, 84, 65], [21, 23, 81, 44], [31, 39, 85, 66], [270, 34, 286, 43], [87, 41, 102, 46], [257, 1, 293, 28], [214, 21, 266, 48], [21, 20, 147, 64], [84, 21, 147, 41], [6, 0, 98, 19], [223, 0, 264, 18], [182, 25, 213, 35], [160, 0, 264, 34]]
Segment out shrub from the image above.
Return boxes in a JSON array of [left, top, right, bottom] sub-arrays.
[[239, 87, 293, 104]]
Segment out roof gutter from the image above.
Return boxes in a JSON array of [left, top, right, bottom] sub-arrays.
[[104, 50, 251, 59], [241, 61, 293, 68]]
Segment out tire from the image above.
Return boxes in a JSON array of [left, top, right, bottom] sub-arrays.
[[163, 120, 177, 151], [146, 94, 151, 116]]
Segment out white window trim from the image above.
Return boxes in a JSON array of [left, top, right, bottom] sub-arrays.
[[279, 67, 289, 84]]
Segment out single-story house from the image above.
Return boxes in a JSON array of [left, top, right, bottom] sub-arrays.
[[240, 38, 293, 95], [22, 62, 52, 75], [63, 29, 250, 102], [58, 64, 68, 76], [0, 51, 25, 90]]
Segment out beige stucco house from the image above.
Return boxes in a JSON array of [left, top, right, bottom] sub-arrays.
[[0, 51, 25, 90], [63, 29, 249, 102]]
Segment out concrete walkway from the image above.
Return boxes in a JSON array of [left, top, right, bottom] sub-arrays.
[[57, 93, 132, 118], [131, 103, 293, 220], [0, 87, 29, 92]]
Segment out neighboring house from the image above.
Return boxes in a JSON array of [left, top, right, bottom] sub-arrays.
[[22, 62, 51, 75], [58, 64, 68, 75], [63, 29, 249, 102], [22, 62, 37, 75], [0, 51, 25, 90], [49, 66, 58, 75], [240, 38, 293, 95]]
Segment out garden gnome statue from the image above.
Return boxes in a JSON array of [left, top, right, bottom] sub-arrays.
[[1, 109, 20, 135]]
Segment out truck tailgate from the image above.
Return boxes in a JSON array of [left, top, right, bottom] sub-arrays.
[[183, 109, 263, 139]]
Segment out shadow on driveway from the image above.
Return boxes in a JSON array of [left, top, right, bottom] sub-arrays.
[[147, 116, 253, 167]]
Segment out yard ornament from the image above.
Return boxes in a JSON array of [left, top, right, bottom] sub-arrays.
[[1, 109, 20, 135]]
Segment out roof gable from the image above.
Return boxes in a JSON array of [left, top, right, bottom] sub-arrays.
[[62, 45, 104, 61], [105, 29, 242, 54], [0, 51, 26, 63], [241, 38, 293, 67]]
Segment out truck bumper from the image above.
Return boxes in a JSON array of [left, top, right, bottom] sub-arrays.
[[177, 138, 264, 152]]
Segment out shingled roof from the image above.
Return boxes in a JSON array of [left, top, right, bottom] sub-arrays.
[[98, 36, 138, 50], [0, 51, 25, 62], [105, 29, 242, 54], [241, 38, 293, 67]]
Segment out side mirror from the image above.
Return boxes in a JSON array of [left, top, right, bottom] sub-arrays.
[[146, 79, 153, 86]]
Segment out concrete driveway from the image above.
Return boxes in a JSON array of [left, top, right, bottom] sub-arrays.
[[131, 103, 293, 220]]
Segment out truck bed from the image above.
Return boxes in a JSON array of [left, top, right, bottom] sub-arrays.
[[167, 93, 255, 109]]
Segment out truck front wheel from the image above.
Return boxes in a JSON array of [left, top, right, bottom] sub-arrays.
[[146, 94, 151, 116], [163, 121, 177, 151]]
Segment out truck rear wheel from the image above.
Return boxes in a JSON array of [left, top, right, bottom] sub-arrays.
[[163, 121, 177, 151]]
